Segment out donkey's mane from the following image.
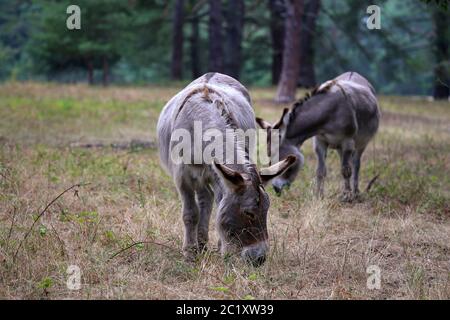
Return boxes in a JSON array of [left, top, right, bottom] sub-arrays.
[[208, 87, 258, 177], [175, 85, 213, 120], [290, 80, 336, 118], [175, 85, 239, 130], [211, 89, 255, 172], [177, 84, 255, 173]]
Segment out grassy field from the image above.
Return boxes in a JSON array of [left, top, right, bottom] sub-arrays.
[[0, 82, 449, 299]]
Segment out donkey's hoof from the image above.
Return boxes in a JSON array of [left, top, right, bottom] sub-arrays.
[[353, 192, 365, 203], [339, 192, 354, 203], [183, 254, 197, 264], [183, 255, 196, 264], [183, 247, 198, 262]]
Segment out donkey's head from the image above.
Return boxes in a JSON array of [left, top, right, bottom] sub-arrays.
[[256, 109, 304, 195], [213, 155, 296, 266]]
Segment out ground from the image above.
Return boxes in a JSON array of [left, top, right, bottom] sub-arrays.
[[0, 82, 449, 299]]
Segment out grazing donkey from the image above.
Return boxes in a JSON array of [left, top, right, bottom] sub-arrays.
[[256, 72, 380, 201], [157, 72, 296, 265]]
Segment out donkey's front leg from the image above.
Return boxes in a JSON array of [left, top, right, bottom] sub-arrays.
[[339, 141, 355, 202], [196, 186, 214, 252], [314, 138, 328, 198], [178, 180, 200, 261]]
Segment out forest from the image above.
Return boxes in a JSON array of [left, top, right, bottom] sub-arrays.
[[0, 0, 449, 98]]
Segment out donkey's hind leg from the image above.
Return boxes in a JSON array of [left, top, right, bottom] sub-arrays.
[[196, 185, 214, 252], [338, 140, 355, 202], [313, 137, 328, 198], [352, 148, 365, 197], [177, 178, 200, 261]]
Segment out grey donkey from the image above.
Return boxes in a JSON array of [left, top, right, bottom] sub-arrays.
[[256, 72, 380, 201], [157, 72, 296, 265]]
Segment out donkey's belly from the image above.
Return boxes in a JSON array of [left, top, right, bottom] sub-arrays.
[[317, 134, 346, 150]]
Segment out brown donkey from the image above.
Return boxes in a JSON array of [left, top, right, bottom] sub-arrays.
[[256, 72, 380, 201]]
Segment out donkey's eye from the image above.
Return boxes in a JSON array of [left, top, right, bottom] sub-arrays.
[[243, 210, 256, 220]]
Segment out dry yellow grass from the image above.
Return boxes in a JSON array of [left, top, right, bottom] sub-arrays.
[[0, 82, 449, 299]]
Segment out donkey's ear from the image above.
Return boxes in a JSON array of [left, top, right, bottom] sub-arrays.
[[259, 155, 297, 185], [213, 161, 248, 190], [255, 117, 272, 129], [273, 108, 290, 130]]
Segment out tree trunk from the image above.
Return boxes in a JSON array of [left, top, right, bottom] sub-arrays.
[[102, 57, 109, 86], [269, 0, 285, 85], [275, 0, 304, 103], [432, 7, 449, 100], [87, 59, 94, 85], [298, 0, 320, 88], [208, 0, 224, 72], [224, 0, 244, 79], [171, 0, 185, 80], [190, 12, 201, 79]]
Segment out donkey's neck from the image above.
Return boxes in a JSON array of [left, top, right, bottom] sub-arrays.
[[213, 98, 256, 185], [204, 129, 256, 204], [286, 95, 331, 146]]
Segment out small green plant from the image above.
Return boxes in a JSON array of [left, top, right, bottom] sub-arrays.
[[210, 286, 229, 293], [39, 226, 47, 237], [248, 273, 258, 281], [37, 277, 53, 290], [104, 230, 116, 241], [75, 211, 99, 224], [223, 274, 235, 285]]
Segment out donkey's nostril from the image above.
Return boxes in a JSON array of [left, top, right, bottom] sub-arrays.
[[243, 251, 266, 267], [242, 245, 267, 267], [251, 254, 266, 267], [273, 184, 282, 195], [272, 180, 289, 196]]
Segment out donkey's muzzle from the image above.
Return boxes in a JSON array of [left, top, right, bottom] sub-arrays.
[[241, 242, 268, 267], [272, 181, 290, 196]]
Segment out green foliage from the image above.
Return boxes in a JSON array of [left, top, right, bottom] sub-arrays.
[[210, 286, 230, 293], [0, 0, 34, 80], [0, 0, 447, 94], [421, 0, 448, 10], [317, 0, 437, 95], [27, 0, 132, 79], [104, 230, 116, 242], [39, 225, 47, 236], [247, 272, 258, 281], [37, 276, 53, 290]]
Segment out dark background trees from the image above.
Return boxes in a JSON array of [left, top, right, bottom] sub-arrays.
[[275, 0, 303, 102], [170, 0, 185, 80], [432, 5, 450, 99], [208, 0, 224, 73], [298, 0, 321, 88], [268, 0, 286, 85], [0, 0, 448, 99], [224, 0, 245, 79]]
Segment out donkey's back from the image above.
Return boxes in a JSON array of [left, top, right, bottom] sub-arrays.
[[157, 72, 255, 175], [318, 71, 380, 150], [335, 71, 376, 95]]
